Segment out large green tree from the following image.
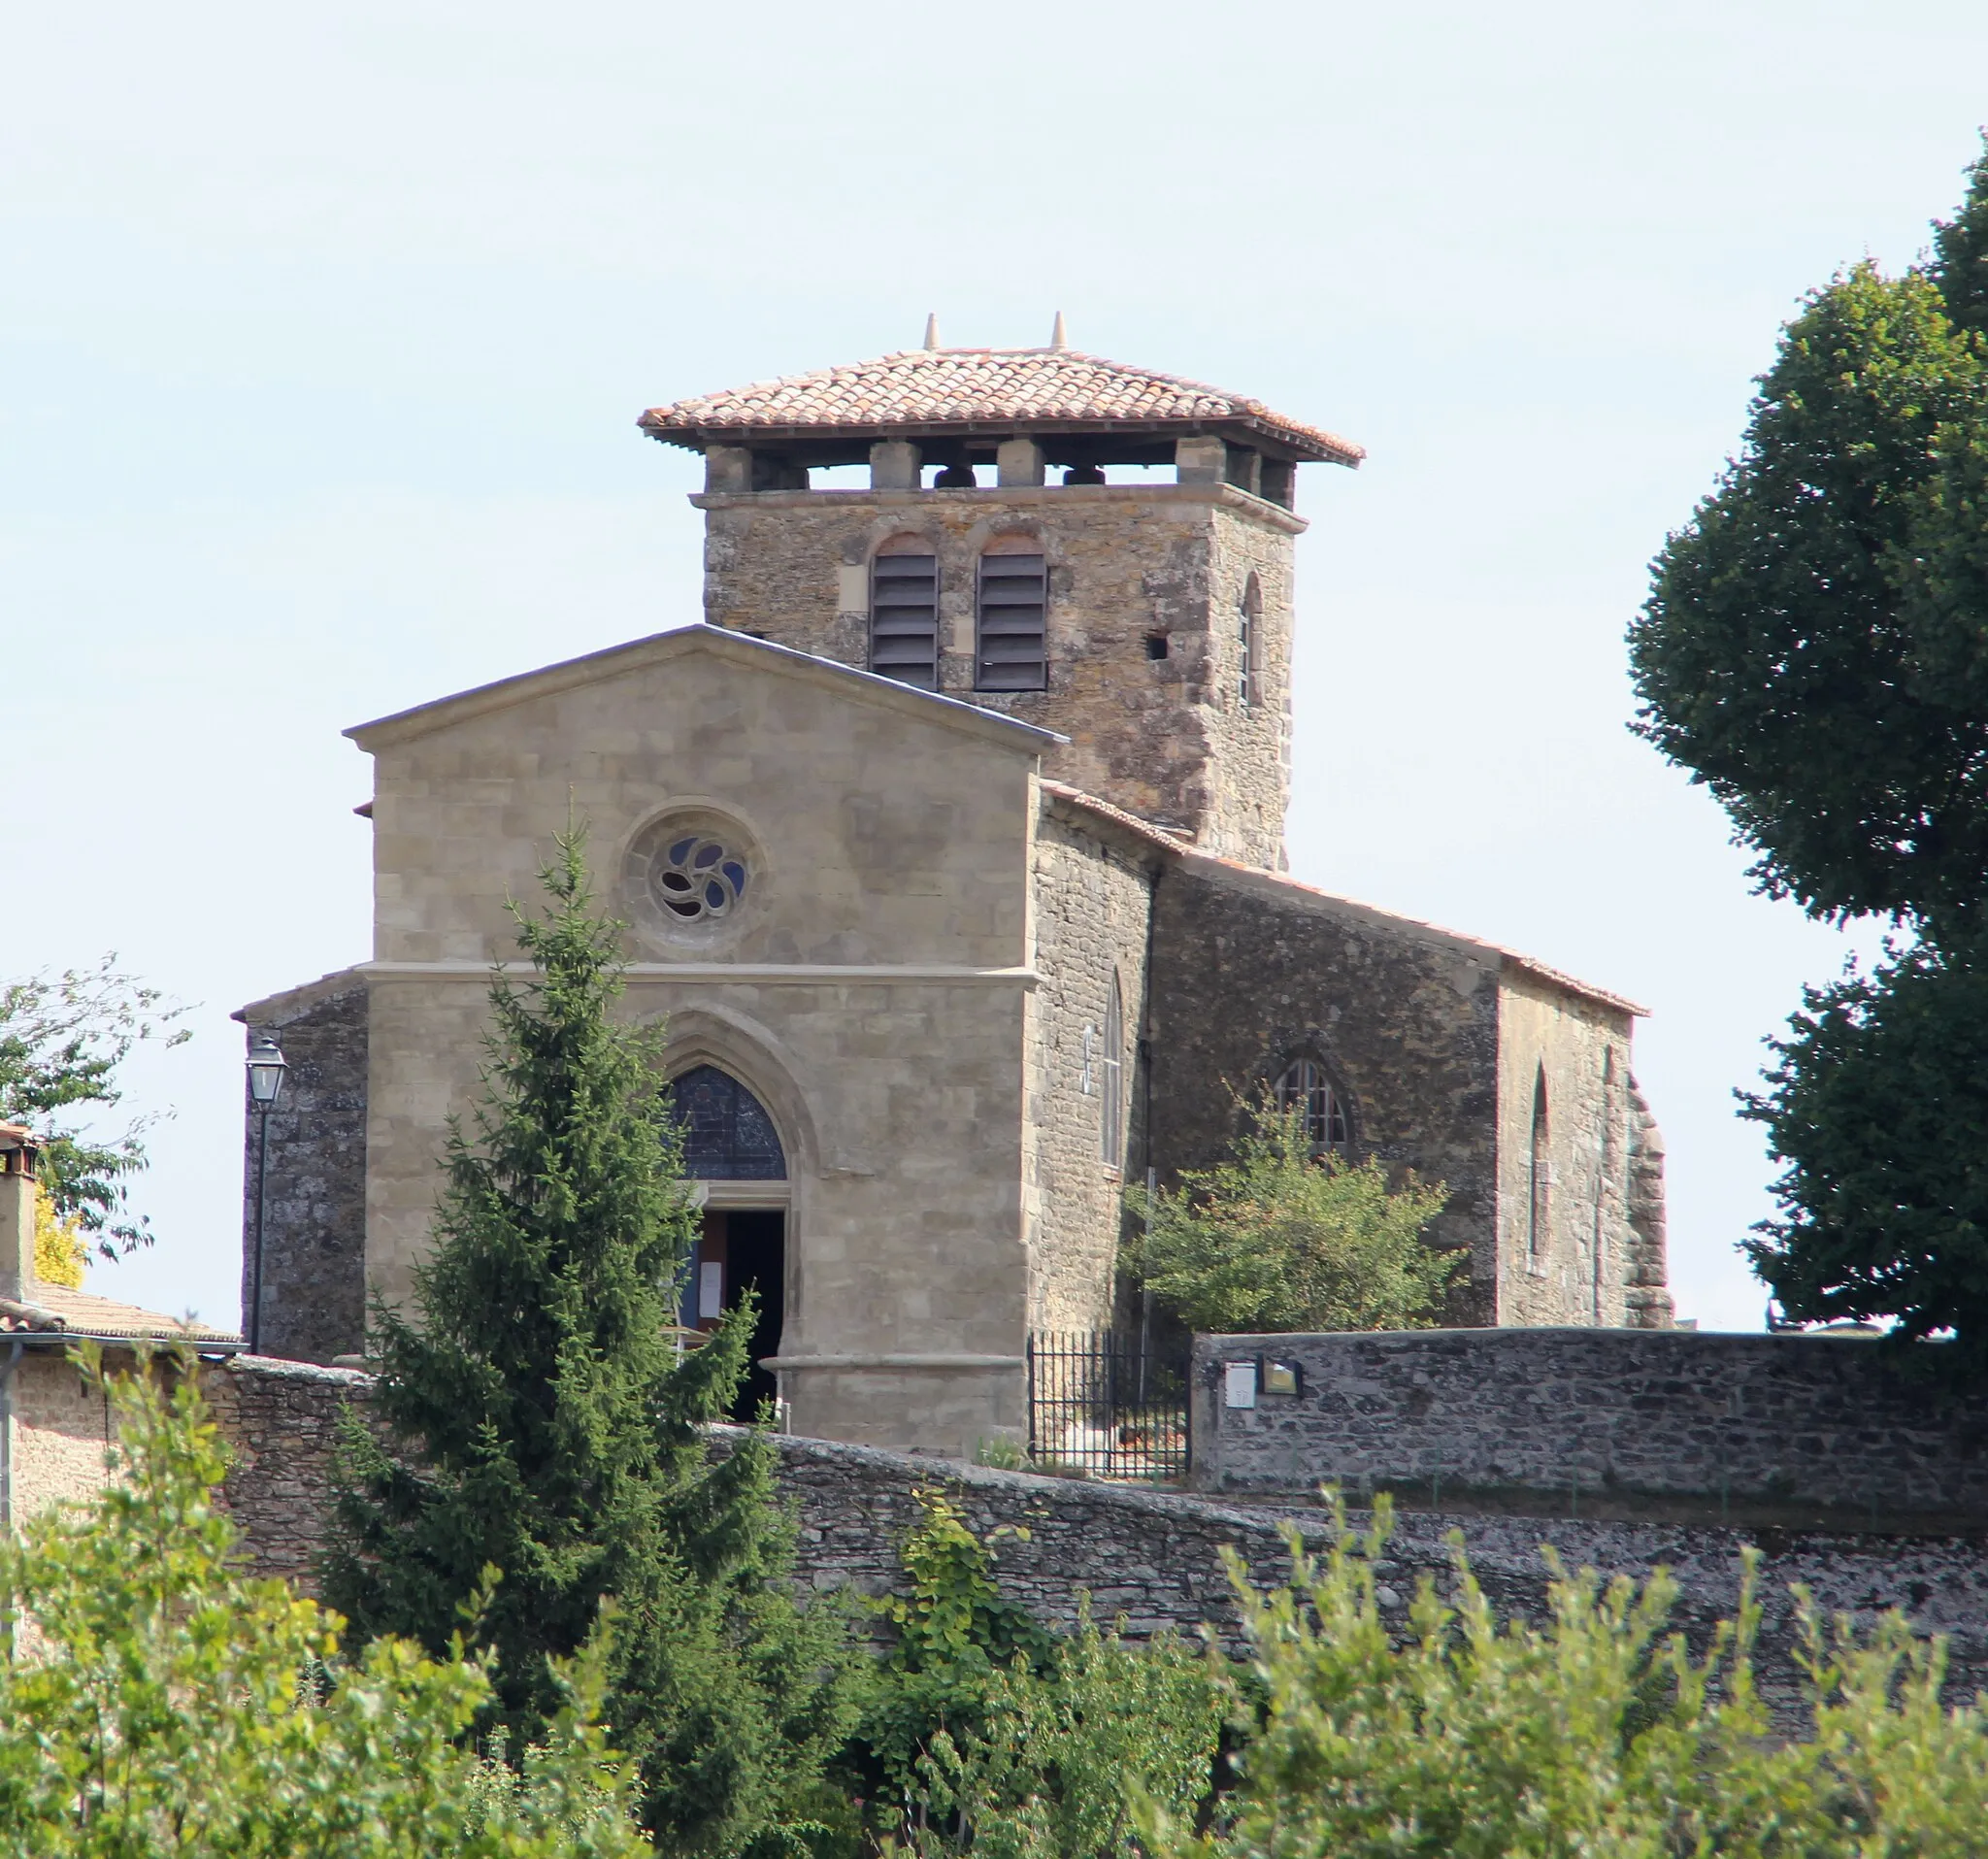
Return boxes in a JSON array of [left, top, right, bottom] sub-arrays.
[[322, 831, 854, 1856], [1629, 140, 1988, 1349]]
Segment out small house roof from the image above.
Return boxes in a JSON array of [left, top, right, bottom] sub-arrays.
[[0, 1285, 241, 1348], [640, 348, 1364, 467]]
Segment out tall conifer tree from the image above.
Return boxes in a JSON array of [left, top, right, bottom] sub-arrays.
[[322, 830, 853, 1855]]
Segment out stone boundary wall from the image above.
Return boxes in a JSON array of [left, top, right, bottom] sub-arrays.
[[207, 1357, 1988, 1722], [207, 1355, 372, 1587], [1190, 1328, 1988, 1531]]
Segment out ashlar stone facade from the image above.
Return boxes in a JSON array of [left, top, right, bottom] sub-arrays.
[[238, 336, 1672, 1457]]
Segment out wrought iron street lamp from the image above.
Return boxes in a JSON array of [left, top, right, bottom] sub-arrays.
[[246, 1031, 288, 1352]]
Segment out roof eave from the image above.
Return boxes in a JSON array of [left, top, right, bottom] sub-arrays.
[[637, 411, 1362, 469]]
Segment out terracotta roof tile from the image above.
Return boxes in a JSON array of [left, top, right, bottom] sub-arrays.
[[0, 1287, 241, 1346], [641, 348, 1363, 466]]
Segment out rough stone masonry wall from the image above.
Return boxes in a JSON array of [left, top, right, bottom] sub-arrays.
[[1190, 1328, 1988, 1533], [1024, 801, 1159, 1332], [693, 484, 1298, 867], [237, 979, 370, 1363], [1493, 971, 1640, 1328], [207, 1355, 373, 1587], [199, 1360, 1988, 1728], [1198, 503, 1297, 872], [1145, 857, 1504, 1324]]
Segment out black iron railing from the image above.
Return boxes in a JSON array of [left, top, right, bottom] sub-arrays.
[[1025, 1330, 1189, 1481]]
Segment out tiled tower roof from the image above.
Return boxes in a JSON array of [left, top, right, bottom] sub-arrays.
[[640, 348, 1363, 465]]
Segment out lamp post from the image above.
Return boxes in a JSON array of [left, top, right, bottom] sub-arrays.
[[246, 1031, 288, 1353]]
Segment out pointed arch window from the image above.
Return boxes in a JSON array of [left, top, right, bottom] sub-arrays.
[[1528, 1066, 1551, 1260], [668, 1065, 787, 1179], [1274, 1058, 1349, 1157], [1239, 572, 1263, 711], [976, 536, 1047, 691], [1100, 974, 1125, 1168], [870, 539, 940, 689]]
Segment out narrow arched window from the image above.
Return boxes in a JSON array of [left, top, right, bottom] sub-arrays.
[[1100, 974, 1125, 1168], [1274, 1058, 1349, 1157], [976, 535, 1047, 691], [1529, 1065, 1551, 1260], [1239, 572, 1263, 711], [870, 538, 940, 689]]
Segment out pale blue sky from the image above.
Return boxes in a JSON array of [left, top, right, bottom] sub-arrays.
[[5, 0, 1983, 1330]]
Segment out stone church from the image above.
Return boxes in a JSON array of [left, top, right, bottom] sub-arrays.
[[239, 333, 1672, 1457]]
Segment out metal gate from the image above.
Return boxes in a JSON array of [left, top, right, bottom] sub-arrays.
[[1025, 1330, 1189, 1482]]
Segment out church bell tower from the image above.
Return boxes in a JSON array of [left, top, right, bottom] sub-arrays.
[[640, 325, 1362, 870]]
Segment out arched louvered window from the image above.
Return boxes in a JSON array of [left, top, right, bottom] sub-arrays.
[[1100, 974, 1125, 1168], [976, 536, 1047, 691], [1274, 1058, 1350, 1158], [1239, 572, 1263, 711], [870, 540, 940, 689], [1529, 1066, 1551, 1260]]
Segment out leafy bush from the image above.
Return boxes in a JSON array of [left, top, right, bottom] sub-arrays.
[[846, 1488, 1222, 1858], [1128, 1097, 1455, 1333], [0, 1347, 648, 1857], [1140, 1493, 1988, 1859]]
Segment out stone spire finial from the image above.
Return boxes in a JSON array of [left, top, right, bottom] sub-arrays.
[[1049, 311, 1069, 350], [923, 313, 941, 351]]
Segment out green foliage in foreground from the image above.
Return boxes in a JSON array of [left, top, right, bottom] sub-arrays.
[[1140, 1494, 1988, 1859], [0, 1349, 647, 1857], [323, 830, 855, 1856], [843, 1488, 1223, 1858], [1128, 1097, 1456, 1333]]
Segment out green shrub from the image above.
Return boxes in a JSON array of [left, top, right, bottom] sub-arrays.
[[1128, 1096, 1456, 1334], [1140, 1493, 1988, 1859], [845, 1488, 1222, 1858], [0, 1347, 647, 1857]]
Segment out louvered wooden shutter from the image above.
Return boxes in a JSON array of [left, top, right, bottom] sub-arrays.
[[870, 553, 940, 688], [976, 553, 1047, 691]]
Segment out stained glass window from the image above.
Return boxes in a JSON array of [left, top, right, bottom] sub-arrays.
[[668, 1065, 786, 1179], [651, 835, 748, 922]]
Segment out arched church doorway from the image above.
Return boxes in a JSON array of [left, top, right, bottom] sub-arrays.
[[669, 1064, 787, 1420]]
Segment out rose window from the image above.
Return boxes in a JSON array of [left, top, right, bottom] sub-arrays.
[[651, 835, 749, 921]]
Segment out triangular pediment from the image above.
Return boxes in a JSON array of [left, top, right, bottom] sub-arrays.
[[345, 623, 1069, 755]]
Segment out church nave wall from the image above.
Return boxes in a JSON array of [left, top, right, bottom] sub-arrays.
[[1492, 974, 1651, 1329], [1145, 856, 1505, 1327], [1023, 800, 1163, 1335]]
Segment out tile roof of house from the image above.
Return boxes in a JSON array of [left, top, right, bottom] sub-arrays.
[[640, 349, 1364, 466], [0, 1285, 241, 1347]]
